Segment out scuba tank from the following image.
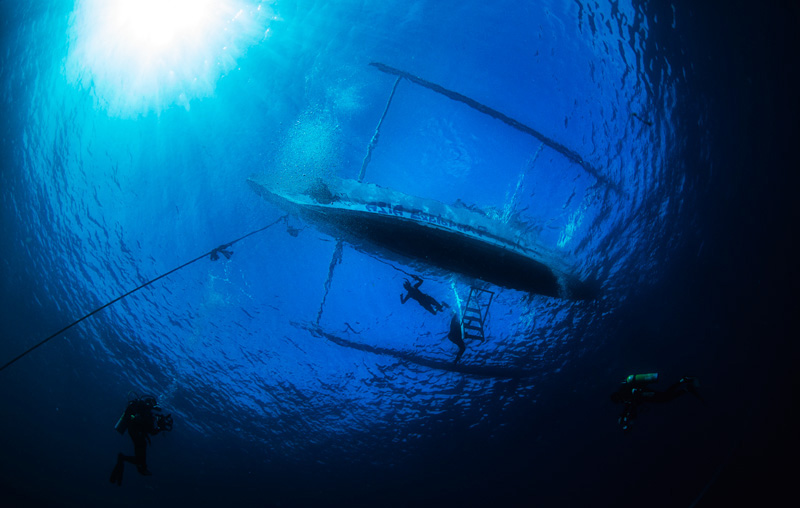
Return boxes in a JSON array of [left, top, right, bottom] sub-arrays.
[[114, 393, 159, 434], [114, 409, 130, 434], [626, 373, 658, 385]]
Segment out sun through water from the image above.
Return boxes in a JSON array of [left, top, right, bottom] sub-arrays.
[[65, 0, 276, 117]]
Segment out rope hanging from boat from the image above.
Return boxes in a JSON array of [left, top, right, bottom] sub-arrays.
[[0, 214, 288, 373]]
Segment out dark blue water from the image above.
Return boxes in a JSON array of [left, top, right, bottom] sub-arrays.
[[1, 1, 796, 506]]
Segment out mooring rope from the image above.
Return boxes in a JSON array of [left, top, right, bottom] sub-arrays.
[[0, 214, 288, 373]]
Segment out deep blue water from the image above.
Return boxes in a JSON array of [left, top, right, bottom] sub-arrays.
[[1, 1, 797, 507]]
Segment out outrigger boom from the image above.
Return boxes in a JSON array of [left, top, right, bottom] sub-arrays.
[[249, 63, 600, 301], [369, 62, 621, 194]]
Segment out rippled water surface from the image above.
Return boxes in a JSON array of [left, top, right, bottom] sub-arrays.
[[1, 1, 796, 506]]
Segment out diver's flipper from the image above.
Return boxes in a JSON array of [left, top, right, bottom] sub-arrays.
[[681, 377, 705, 403], [453, 345, 465, 365], [109, 453, 124, 486]]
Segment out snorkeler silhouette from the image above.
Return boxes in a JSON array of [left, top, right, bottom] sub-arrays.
[[400, 275, 449, 315], [445, 312, 466, 364], [109, 393, 173, 486], [611, 373, 702, 432], [209, 243, 233, 261]]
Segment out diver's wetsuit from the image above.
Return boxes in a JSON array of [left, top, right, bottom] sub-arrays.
[[446, 313, 466, 364], [611, 377, 700, 432], [400, 277, 447, 315], [124, 411, 158, 473], [110, 397, 172, 486]]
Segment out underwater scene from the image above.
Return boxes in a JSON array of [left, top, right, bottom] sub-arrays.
[[1, 1, 796, 507]]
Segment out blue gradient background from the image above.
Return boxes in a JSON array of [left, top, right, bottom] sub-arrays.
[[1, 1, 796, 507]]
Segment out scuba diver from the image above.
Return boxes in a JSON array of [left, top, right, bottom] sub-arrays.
[[109, 393, 173, 486], [444, 312, 466, 364], [400, 275, 449, 315], [611, 373, 702, 432]]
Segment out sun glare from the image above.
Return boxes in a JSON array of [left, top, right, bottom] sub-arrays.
[[113, 0, 211, 50], [65, 0, 274, 117]]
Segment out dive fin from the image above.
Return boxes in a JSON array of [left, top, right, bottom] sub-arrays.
[[109, 453, 124, 486]]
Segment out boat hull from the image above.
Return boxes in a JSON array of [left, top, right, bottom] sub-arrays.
[[248, 176, 594, 299]]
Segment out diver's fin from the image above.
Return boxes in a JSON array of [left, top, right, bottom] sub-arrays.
[[109, 453, 124, 486], [681, 377, 705, 403]]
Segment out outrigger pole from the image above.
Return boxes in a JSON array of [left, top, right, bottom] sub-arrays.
[[358, 76, 402, 183], [316, 61, 614, 325], [369, 62, 622, 195], [315, 77, 406, 325], [316, 75, 404, 325]]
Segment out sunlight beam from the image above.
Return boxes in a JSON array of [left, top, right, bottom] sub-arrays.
[[66, 0, 275, 117]]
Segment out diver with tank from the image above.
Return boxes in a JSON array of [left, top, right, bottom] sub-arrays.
[[611, 373, 702, 432], [109, 392, 173, 486]]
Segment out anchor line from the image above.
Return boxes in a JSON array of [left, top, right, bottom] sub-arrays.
[[0, 214, 288, 372]]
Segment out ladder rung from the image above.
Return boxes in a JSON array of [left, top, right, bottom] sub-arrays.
[[464, 287, 493, 345]]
